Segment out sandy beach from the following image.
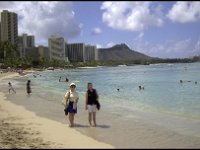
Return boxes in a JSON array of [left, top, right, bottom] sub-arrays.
[[0, 72, 114, 148]]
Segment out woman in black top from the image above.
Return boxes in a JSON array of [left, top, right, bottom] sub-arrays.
[[85, 82, 99, 127]]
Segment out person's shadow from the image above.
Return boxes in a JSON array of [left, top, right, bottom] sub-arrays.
[[74, 123, 110, 128], [95, 124, 110, 128]]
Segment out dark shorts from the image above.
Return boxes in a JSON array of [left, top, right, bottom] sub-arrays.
[[67, 102, 77, 113]]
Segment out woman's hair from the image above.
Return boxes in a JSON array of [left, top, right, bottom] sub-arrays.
[[87, 82, 93, 90]]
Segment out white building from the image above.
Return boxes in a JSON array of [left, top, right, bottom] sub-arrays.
[[48, 35, 68, 61]]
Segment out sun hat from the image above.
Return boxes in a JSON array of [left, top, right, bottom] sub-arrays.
[[70, 83, 76, 87]]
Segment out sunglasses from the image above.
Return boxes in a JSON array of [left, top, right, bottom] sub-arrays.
[[71, 86, 76, 88]]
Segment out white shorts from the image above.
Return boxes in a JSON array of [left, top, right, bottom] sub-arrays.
[[87, 104, 97, 113]]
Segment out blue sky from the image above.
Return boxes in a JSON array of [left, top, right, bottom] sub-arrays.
[[0, 1, 200, 58]]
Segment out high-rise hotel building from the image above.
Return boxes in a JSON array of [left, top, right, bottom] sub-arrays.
[[0, 10, 18, 45], [85, 44, 98, 61], [18, 33, 35, 58], [66, 43, 85, 62], [66, 43, 98, 62], [48, 35, 68, 61]]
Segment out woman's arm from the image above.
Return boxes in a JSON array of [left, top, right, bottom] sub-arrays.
[[85, 91, 88, 110], [96, 90, 99, 101]]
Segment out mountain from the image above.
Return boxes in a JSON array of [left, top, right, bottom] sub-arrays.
[[98, 43, 152, 61]]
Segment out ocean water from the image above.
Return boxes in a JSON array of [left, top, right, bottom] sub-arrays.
[[5, 62, 200, 148], [29, 62, 200, 120]]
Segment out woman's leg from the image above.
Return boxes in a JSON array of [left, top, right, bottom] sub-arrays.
[[92, 112, 97, 126], [71, 113, 75, 126], [68, 113, 75, 127], [12, 88, 16, 93], [88, 112, 92, 126], [68, 113, 73, 127]]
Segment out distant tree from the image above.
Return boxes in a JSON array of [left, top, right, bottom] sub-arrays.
[[0, 41, 17, 59]]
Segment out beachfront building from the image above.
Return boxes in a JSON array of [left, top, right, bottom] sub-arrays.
[[48, 35, 68, 61], [38, 46, 49, 60], [18, 33, 35, 58], [0, 10, 18, 45], [85, 44, 98, 61], [25, 47, 39, 60], [25, 46, 49, 61], [66, 43, 98, 62], [0, 22, 1, 42], [66, 43, 85, 62]]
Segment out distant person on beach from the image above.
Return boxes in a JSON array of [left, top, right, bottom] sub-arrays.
[[59, 76, 61, 82], [8, 82, 16, 94], [117, 88, 120, 92], [195, 81, 197, 84], [26, 80, 31, 96], [64, 83, 79, 127], [180, 80, 183, 83], [85, 82, 100, 127]]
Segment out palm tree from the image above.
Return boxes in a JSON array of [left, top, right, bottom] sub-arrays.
[[0, 41, 17, 59]]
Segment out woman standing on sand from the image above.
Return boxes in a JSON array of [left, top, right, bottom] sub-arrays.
[[64, 83, 79, 127], [85, 82, 100, 127]]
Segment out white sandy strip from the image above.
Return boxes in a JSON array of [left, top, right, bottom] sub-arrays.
[[0, 92, 114, 148], [0, 72, 20, 80]]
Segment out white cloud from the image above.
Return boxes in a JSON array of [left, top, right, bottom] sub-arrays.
[[133, 38, 199, 58], [134, 32, 144, 41], [0, 1, 82, 46], [96, 44, 102, 48], [167, 1, 200, 23], [91, 27, 102, 35], [106, 42, 115, 48], [101, 2, 164, 32]]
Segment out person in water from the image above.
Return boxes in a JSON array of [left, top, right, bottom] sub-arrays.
[[8, 82, 16, 94], [59, 77, 69, 82], [26, 80, 31, 96], [139, 86, 144, 90]]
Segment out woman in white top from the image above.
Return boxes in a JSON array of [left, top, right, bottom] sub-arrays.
[[64, 83, 79, 127]]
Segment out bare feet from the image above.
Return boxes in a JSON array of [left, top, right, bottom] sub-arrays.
[[68, 124, 74, 128]]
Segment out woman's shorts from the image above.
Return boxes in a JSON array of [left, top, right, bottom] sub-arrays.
[[87, 104, 97, 113]]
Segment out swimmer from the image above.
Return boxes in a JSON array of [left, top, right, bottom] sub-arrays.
[[139, 86, 144, 90]]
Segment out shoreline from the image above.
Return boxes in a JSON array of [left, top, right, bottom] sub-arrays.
[[0, 71, 114, 148], [1, 67, 200, 148]]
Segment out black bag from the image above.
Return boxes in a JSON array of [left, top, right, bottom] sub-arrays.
[[64, 107, 68, 116], [96, 100, 100, 110], [63, 91, 70, 116]]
